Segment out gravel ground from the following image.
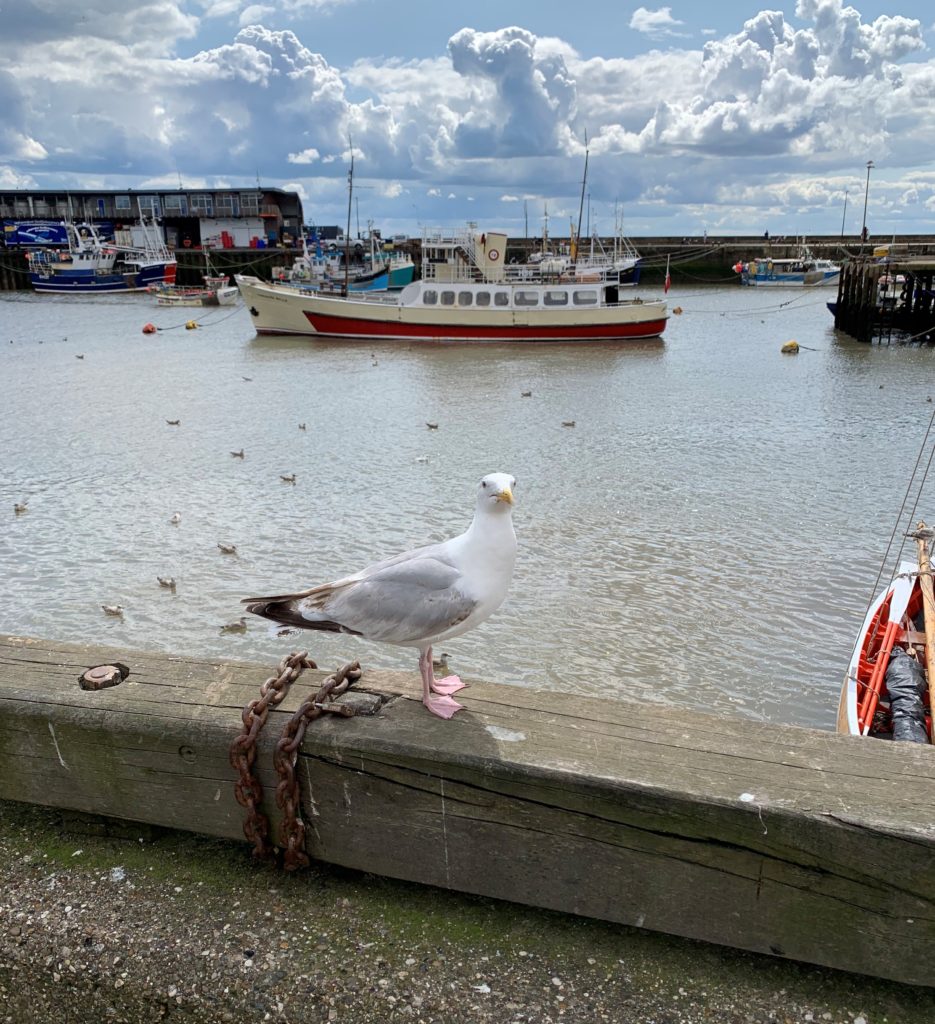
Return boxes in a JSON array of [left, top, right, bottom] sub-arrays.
[[1, 800, 933, 1024]]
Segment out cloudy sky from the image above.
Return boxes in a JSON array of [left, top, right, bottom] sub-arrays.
[[1, 0, 934, 238]]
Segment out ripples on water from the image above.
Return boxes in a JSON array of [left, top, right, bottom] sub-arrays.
[[2, 286, 933, 730]]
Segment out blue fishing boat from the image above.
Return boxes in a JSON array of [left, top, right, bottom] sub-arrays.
[[734, 245, 840, 287], [26, 219, 176, 294]]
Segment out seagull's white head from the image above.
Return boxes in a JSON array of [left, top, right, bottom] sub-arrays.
[[477, 472, 516, 513]]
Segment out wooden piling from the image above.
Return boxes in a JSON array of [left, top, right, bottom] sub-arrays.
[[1, 633, 934, 988]]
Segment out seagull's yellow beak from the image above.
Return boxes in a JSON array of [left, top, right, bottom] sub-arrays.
[[496, 486, 514, 505]]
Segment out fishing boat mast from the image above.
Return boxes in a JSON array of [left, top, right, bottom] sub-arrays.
[[344, 138, 354, 295], [573, 134, 589, 266]]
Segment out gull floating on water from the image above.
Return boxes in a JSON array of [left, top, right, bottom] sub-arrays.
[[298, 423, 307, 431], [14, 501, 28, 515], [426, 422, 439, 430], [166, 419, 180, 426], [243, 472, 517, 719], [280, 473, 296, 484], [169, 512, 182, 525], [231, 449, 245, 458], [157, 576, 176, 589], [218, 542, 237, 555], [101, 604, 124, 617], [220, 616, 248, 634], [75, 354, 84, 360]]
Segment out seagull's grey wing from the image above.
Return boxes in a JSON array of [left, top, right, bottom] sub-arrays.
[[312, 552, 477, 644]]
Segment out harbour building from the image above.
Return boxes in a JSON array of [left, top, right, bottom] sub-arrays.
[[0, 187, 304, 250]]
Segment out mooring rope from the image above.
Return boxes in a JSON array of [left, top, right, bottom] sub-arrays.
[[856, 404, 935, 645], [152, 300, 245, 332]]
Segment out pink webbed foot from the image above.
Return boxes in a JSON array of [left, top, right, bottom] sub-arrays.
[[430, 674, 465, 696], [423, 692, 464, 719]]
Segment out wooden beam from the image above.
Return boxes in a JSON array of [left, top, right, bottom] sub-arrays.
[[1, 634, 934, 987]]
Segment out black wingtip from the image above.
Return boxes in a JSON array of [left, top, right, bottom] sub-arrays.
[[242, 599, 361, 636]]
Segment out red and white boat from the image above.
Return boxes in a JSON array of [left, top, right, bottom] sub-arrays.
[[235, 227, 667, 342], [839, 525, 934, 742]]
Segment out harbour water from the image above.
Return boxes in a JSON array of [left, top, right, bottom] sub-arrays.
[[2, 285, 933, 730]]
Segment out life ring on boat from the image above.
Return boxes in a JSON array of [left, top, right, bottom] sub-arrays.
[[182, 238, 192, 248], [487, 248, 500, 262]]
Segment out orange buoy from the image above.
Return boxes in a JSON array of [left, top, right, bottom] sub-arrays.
[[142, 323, 157, 334], [672, 306, 683, 315]]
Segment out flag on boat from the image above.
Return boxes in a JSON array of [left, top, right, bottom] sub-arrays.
[[664, 255, 671, 293]]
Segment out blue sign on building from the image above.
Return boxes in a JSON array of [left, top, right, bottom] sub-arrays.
[[2, 221, 69, 246]]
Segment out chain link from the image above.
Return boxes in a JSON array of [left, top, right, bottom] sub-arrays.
[[228, 651, 361, 866], [274, 659, 362, 870]]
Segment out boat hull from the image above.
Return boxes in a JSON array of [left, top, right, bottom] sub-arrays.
[[31, 261, 177, 294], [741, 272, 840, 288], [839, 558, 930, 738], [236, 275, 667, 342], [387, 264, 415, 290]]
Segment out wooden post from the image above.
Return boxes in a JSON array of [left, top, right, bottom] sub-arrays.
[[1, 634, 934, 987], [914, 521, 935, 743]]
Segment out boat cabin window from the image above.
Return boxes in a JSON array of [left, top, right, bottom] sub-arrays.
[[515, 290, 539, 307], [543, 290, 568, 306], [458, 291, 473, 306], [573, 290, 598, 306], [494, 293, 509, 307], [440, 291, 456, 306], [422, 290, 438, 305], [475, 292, 491, 307]]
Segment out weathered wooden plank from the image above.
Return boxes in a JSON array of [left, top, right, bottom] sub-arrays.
[[1, 633, 933, 987]]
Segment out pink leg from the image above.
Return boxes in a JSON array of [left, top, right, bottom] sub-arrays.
[[419, 648, 464, 719]]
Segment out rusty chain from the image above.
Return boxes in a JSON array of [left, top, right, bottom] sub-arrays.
[[274, 659, 362, 870], [228, 650, 361, 867]]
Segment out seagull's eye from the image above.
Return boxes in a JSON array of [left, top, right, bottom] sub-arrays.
[[481, 480, 487, 488]]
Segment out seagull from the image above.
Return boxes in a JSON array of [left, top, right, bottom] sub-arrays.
[[426, 422, 439, 430], [220, 616, 248, 634], [521, 391, 532, 397], [75, 354, 85, 360], [231, 449, 245, 458], [166, 419, 180, 426], [14, 501, 28, 515], [243, 472, 517, 719], [298, 423, 307, 431], [242, 376, 252, 382], [218, 542, 237, 555], [280, 473, 296, 484], [156, 576, 176, 589], [562, 420, 576, 428], [102, 604, 124, 617], [169, 512, 182, 525]]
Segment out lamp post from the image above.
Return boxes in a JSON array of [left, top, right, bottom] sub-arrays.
[[860, 160, 874, 250], [840, 188, 848, 241]]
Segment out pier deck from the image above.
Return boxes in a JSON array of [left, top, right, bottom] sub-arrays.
[[1, 634, 933, 987]]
